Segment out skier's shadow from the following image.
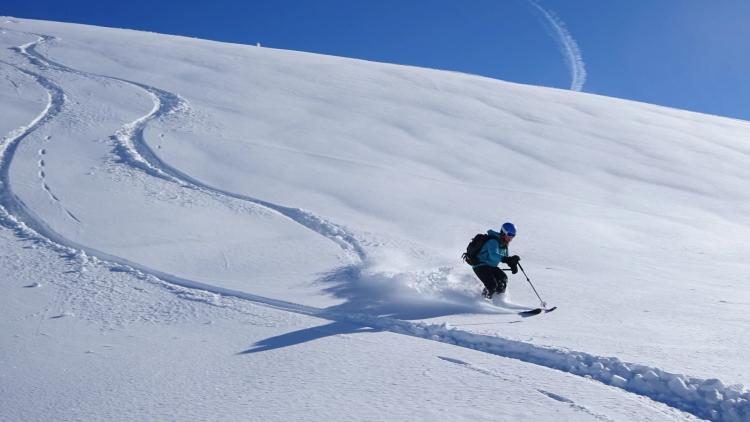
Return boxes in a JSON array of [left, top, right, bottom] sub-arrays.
[[238, 321, 379, 355], [241, 265, 504, 355]]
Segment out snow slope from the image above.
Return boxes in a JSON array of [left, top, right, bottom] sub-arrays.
[[1, 17, 749, 421]]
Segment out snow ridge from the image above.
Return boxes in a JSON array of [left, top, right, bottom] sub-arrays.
[[1, 29, 748, 422], [383, 319, 749, 422]]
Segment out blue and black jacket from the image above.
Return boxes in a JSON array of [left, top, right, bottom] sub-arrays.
[[472, 229, 509, 268]]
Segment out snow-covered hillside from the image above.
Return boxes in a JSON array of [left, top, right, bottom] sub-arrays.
[[1, 17, 749, 422]]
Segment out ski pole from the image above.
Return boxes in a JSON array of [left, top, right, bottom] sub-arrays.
[[517, 263, 547, 308]]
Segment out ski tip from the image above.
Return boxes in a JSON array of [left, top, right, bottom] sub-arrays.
[[544, 306, 558, 313]]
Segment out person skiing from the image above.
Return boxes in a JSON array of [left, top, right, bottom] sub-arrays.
[[472, 222, 520, 299]]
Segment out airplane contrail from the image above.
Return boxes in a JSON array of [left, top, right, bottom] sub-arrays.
[[527, 0, 587, 91]]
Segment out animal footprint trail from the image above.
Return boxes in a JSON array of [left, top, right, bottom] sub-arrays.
[[35, 137, 78, 223]]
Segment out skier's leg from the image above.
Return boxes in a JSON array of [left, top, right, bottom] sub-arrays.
[[472, 266, 496, 298], [492, 267, 508, 294]]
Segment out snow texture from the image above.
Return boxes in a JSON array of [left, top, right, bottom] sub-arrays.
[[1, 16, 749, 422]]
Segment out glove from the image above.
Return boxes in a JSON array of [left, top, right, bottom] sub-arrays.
[[502, 255, 520, 274]]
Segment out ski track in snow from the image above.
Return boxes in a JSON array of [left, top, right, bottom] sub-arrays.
[[1, 29, 749, 422], [13, 30, 366, 263], [0, 52, 70, 233]]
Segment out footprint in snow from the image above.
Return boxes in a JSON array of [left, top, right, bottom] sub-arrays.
[[538, 389, 574, 403], [537, 389, 614, 422]]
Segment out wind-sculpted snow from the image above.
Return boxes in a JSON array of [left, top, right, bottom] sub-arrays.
[[2, 27, 749, 422]]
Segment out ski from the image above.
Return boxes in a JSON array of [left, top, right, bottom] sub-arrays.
[[518, 308, 542, 317], [482, 297, 557, 317], [518, 306, 557, 317]]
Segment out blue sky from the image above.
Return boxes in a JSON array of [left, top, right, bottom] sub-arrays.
[[4, 0, 749, 121]]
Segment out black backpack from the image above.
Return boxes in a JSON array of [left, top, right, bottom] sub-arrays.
[[461, 233, 491, 265]]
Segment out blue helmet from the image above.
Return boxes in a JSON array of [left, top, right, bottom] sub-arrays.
[[500, 222, 516, 236]]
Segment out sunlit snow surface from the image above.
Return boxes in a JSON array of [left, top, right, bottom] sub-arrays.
[[1, 17, 749, 422]]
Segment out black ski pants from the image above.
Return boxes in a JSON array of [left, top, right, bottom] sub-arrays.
[[473, 265, 507, 294]]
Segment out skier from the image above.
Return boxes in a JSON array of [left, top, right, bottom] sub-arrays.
[[472, 222, 520, 299]]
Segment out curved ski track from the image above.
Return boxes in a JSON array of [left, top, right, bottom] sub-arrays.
[[1, 29, 748, 422]]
